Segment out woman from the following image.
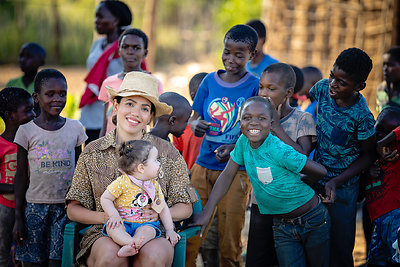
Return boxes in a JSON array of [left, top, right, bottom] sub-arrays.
[[79, 0, 134, 144], [67, 72, 193, 267]]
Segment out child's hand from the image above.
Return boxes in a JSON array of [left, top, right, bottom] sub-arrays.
[[215, 144, 235, 163], [190, 120, 211, 137], [166, 229, 181, 246], [377, 145, 399, 162], [368, 162, 381, 179], [187, 210, 212, 237], [320, 180, 336, 204], [13, 218, 25, 246], [107, 214, 123, 229]]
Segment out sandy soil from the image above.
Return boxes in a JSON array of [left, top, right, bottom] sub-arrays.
[[0, 64, 368, 266]]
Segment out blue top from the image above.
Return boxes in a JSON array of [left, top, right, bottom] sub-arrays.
[[246, 54, 279, 78], [192, 71, 259, 170], [231, 133, 312, 214], [310, 79, 375, 186]]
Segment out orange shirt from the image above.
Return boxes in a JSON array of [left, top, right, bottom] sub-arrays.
[[173, 125, 203, 170]]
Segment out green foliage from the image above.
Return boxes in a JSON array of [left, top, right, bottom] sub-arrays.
[[61, 93, 80, 120], [0, 0, 95, 65]]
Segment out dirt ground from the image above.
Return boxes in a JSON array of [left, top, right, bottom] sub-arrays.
[[0, 64, 368, 266]]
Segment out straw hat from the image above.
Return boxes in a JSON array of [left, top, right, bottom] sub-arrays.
[[106, 71, 172, 117]]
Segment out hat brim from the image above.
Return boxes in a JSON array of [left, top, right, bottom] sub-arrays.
[[106, 86, 172, 117]]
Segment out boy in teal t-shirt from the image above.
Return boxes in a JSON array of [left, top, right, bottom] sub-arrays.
[[192, 96, 330, 267]]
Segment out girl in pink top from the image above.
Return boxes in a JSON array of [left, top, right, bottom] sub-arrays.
[[98, 28, 163, 136]]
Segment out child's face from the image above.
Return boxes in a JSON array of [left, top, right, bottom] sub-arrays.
[[383, 53, 400, 83], [222, 39, 253, 75], [239, 101, 272, 149], [375, 116, 398, 141], [170, 107, 192, 138], [141, 146, 160, 180], [119, 35, 147, 72], [95, 3, 118, 35], [11, 98, 35, 125], [259, 71, 292, 107], [19, 47, 42, 73], [328, 65, 361, 101], [34, 78, 67, 117]]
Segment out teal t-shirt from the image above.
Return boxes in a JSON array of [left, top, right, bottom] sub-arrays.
[[230, 133, 314, 215]]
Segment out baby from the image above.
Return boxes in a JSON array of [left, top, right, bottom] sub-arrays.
[[100, 140, 180, 257]]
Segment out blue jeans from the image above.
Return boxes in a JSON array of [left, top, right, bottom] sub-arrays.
[[327, 182, 359, 267], [368, 208, 400, 266], [273, 201, 330, 267]]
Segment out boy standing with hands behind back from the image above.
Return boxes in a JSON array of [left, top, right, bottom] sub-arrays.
[[187, 24, 259, 267], [310, 48, 376, 266]]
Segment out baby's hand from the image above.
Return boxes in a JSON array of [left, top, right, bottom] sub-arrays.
[[166, 230, 181, 246], [107, 214, 123, 229]]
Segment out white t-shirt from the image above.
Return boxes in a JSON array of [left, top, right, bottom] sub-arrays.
[[14, 119, 87, 203]]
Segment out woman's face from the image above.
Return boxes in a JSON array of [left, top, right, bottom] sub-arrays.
[[95, 3, 118, 35], [113, 96, 153, 138]]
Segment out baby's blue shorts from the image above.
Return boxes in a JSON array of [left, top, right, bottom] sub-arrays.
[[103, 221, 162, 238]]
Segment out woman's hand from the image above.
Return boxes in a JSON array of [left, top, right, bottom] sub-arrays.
[[165, 230, 181, 246], [142, 209, 160, 222], [107, 214, 123, 229]]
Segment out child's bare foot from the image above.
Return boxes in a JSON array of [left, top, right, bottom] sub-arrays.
[[132, 236, 145, 250], [117, 245, 139, 257]]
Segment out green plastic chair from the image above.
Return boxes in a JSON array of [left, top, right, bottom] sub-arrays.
[[61, 190, 202, 267]]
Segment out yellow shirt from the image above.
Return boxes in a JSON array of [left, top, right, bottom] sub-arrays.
[[107, 174, 164, 223]]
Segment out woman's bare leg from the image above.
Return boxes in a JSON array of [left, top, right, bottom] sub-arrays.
[[86, 236, 128, 267], [133, 237, 174, 267]]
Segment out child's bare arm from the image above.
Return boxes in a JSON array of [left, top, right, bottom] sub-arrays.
[[324, 135, 376, 203], [100, 190, 122, 229], [159, 201, 181, 245], [300, 159, 327, 182], [75, 146, 82, 165], [189, 158, 240, 234], [13, 145, 29, 245], [0, 184, 13, 194]]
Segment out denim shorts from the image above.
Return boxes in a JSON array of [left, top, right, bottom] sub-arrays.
[[102, 220, 162, 238], [272, 201, 330, 267], [15, 203, 68, 263], [368, 208, 400, 265]]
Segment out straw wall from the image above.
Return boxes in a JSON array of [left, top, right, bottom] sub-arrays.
[[262, 0, 398, 114]]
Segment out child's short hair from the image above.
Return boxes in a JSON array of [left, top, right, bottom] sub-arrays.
[[334, 47, 373, 83], [377, 106, 400, 125], [34, 69, 67, 93], [118, 28, 148, 50], [385, 46, 400, 63], [118, 140, 154, 172], [189, 72, 207, 93], [224, 24, 258, 53], [302, 66, 322, 80], [0, 87, 32, 120], [246, 19, 266, 39], [21, 43, 46, 61], [240, 96, 273, 119], [101, 0, 132, 30], [159, 92, 191, 116], [263, 63, 296, 89]]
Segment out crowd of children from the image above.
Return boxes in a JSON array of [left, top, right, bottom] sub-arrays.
[[2, 1, 400, 267]]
